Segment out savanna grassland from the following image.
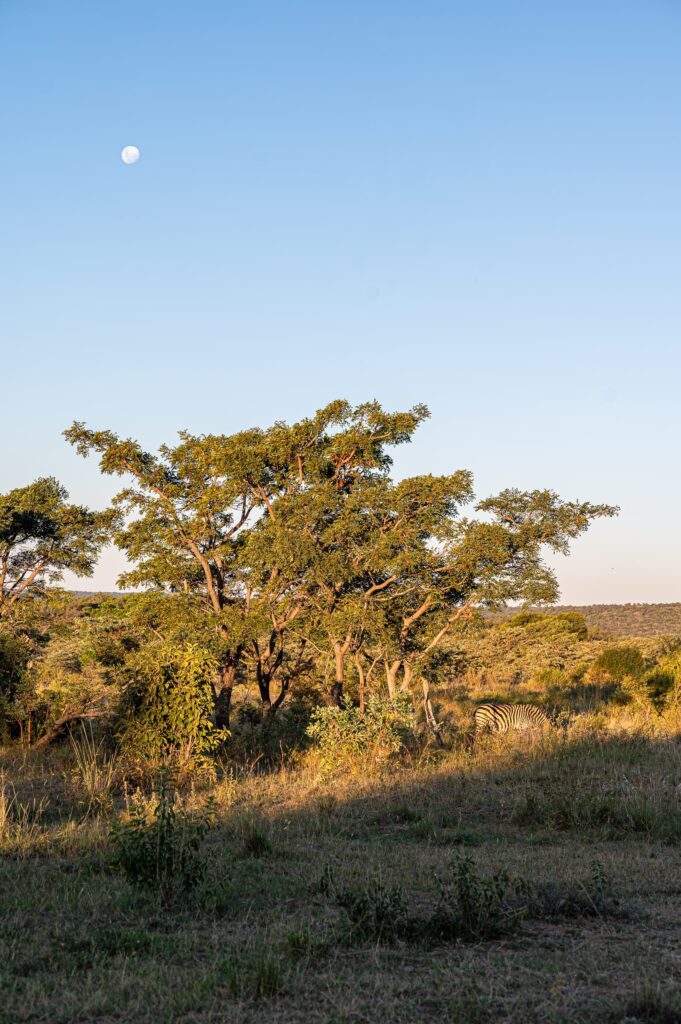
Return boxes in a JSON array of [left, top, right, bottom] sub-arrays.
[[3, 609, 681, 1024], [2, 403, 680, 1022]]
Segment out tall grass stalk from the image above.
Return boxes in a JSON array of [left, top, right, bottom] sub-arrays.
[[69, 725, 118, 816]]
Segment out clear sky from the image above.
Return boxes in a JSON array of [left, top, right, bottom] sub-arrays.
[[1, 0, 680, 603]]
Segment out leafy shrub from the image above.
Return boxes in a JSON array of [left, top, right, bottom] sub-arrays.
[[643, 649, 681, 707], [590, 646, 646, 682], [505, 611, 588, 639], [110, 770, 215, 902], [305, 694, 415, 777], [227, 698, 311, 768], [118, 643, 227, 773], [642, 668, 677, 705], [427, 855, 522, 942], [531, 667, 572, 689]]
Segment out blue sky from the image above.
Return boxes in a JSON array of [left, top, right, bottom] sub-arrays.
[[1, 0, 680, 602]]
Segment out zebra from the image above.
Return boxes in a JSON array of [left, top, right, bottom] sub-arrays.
[[473, 702, 551, 735]]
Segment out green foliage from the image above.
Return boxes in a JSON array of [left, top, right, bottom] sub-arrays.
[[110, 770, 215, 901], [0, 628, 32, 738], [328, 856, 523, 945], [327, 855, 619, 949], [506, 610, 588, 639], [65, 403, 617, 719], [0, 477, 112, 614], [227, 699, 312, 767], [118, 643, 227, 772], [428, 855, 522, 942], [590, 646, 647, 681], [305, 694, 415, 777]]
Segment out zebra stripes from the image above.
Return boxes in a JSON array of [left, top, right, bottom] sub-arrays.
[[473, 702, 551, 734]]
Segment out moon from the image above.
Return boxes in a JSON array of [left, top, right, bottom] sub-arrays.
[[121, 145, 140, 165]]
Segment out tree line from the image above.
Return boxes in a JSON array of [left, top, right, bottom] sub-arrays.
[[0, 400, 617, 746]]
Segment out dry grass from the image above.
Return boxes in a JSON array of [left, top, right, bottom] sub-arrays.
[[2, 702, 681, 1022]]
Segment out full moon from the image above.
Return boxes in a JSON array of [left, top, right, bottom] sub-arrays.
[[121, 145, 140, 165]]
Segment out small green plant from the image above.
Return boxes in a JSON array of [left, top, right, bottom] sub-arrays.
[[110, 769, 215, 902], [306, 694, 415, 777], [427, 854, 523, 942]]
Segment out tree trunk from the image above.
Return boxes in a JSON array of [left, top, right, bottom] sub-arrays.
[[331, 642, 346, 706], [256, 663, 273, 718], [32, 709, 106, 749], [354, 653, 366, 713], [422, 681, 444, 748], [402, 661, 413, 691], [214, 664, 237, 730], [385, 659, 401, 697]]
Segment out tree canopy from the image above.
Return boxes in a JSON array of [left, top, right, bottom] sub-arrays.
[[0, 478, 111, 616], [63, 401, 618, 724]]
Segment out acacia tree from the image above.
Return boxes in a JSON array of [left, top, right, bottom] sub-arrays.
[[64, 401, 429, 722], [364, 488, 620, 693], [0, 478, 111, 616], [246, 470, 474, 704], [66, 405, 618, 720]]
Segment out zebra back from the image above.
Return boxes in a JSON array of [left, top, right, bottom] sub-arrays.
[[473, 702, 551, 734]]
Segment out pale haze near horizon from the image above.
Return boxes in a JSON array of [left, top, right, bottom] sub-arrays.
[[1, 1, 679, 605]]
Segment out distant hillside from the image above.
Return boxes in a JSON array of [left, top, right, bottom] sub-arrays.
[[63, 591, 681, 638], [495, 603, 681, 637]]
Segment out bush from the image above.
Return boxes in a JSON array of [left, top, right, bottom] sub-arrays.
[[590, 646, 646, 682], [427, 855, 522, 942], [506, 611, 588, 639], [227, 699, 311, 768], [305, 694, 415, 777], [646, 649, 681, 707], [110, 770, 215, 902], [118, 643, 227, 773]]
